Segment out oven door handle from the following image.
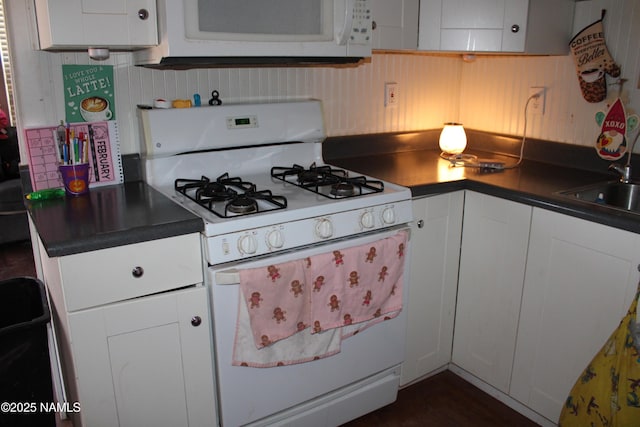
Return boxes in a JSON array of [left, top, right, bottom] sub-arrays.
[[215, 269, 240, 285]]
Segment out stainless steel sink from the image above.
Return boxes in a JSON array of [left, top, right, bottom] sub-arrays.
[[557, 181, 640, 214]]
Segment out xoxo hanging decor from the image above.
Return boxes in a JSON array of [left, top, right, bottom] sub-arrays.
[[594, 79, 639, 161]]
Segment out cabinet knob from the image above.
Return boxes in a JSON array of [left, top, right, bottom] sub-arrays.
[[138, 9, 150, 20], [372, 21, 377, 31], [131, 266, 144, 278], [511, 24, 520, 33], [191, 316, 202, 327], [417, 219, 424, 229]]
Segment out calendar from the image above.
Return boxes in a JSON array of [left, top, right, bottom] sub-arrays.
[[24, 121, 123, 191]]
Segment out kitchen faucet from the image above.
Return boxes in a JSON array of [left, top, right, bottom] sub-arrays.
[[609, 130, 640, 184]]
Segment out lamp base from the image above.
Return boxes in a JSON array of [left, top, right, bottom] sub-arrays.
[[441, 152, 506, 171]]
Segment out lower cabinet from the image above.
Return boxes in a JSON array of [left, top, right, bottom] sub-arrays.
[[38, 233, 217, 427], [68, 285, 217, 427], [402, 191, 463, 385], [429, 191, 640, 424], [452, 191, 531, 393], [510, 207, 640, 422]]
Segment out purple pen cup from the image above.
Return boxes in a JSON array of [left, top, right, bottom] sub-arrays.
[[58, 163, 90, 196]]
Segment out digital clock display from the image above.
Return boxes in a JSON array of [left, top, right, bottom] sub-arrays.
[[227, 115, 258, 129]]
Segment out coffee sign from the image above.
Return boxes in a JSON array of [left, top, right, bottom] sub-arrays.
[[63, 65, 115, 123]]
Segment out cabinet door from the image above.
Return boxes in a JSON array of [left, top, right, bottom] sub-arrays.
[[510, 208, 640, 423], [68, 286, 216, 427], [401, 191, 463, 385], [371, 0, 419, 50], [452, 191, 531, 392], [35, 0, 158, 49], [418, 0, 528, 52]]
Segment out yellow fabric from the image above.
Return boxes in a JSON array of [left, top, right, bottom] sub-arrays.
[[559, 289, 640, 427]]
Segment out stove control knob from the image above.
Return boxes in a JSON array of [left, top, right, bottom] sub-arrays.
[[315, 218, 334, 239], [382, 206, 396, 225], [266, 229, 285, 249], [238, 234, 258, 255], [360, 211, 375, 229]]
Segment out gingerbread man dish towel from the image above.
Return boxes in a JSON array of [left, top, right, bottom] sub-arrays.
[[234, 230, 408, 367]]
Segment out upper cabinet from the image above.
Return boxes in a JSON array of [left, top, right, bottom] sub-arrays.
[[418, 0, 575, 54], [371, 0, 420, 50], [34, 0, 158, 50]]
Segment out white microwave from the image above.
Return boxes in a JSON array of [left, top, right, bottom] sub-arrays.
[[134, 0, 372, 68]]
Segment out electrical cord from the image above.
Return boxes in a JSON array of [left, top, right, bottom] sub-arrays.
[[441, 92, 540, 170], [509, 92, 539, 169]]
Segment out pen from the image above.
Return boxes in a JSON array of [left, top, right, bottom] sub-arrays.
[[56, 120, 66, 162], [26, 188, 66, 200], [69, 129, 75, 163], [82, 133, 89, 163], [62, 143, 69, 165], [78, 132, 84, 163], [52, 129, 61, 162], [66, 122, 70, 162], [73, 137, 79, 164]]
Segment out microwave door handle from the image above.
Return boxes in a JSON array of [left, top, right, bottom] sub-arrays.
[[336, 0, 356, 45]]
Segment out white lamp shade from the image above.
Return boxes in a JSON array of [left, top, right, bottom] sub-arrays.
[[439, 123, 467, 155]]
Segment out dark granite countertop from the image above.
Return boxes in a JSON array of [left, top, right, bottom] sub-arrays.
[[27, 181, 203, 257], [24, 130, 640, 258], [324, 131, 640, 235]]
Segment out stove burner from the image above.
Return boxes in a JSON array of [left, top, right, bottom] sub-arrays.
[[330, 182, 356, 197], [216, 172, 255, 192], [271, 163, 384, 199], [297, 170, 324, 184], [297, 165, 343, 185], [227, 196, 258, 214], [175, 174, 287, 218], [198, 182, 237, 201]]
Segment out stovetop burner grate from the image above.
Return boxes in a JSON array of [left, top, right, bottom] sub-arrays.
[[175, 173, 287, 218], [271, 163, 384, 199]]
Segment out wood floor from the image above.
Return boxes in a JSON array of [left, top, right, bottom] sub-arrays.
[[1, 240, 540, 427], [342, 370, 540, 427]]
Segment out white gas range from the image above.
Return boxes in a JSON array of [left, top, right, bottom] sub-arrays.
[[141, 100, 412, 264], [140, 100, 413, 426]]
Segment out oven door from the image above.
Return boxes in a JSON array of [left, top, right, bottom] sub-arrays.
[[208, 226, 410, 427]]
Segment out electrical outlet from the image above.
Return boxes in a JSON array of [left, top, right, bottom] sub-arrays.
[[385, 82, 398, 107], [528, 87, 545, 114]]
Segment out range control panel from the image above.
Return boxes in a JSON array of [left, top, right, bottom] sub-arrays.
[[203, 200, 412, 264]]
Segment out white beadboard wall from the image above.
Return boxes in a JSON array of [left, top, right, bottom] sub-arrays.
[[44, 52, 462, 154], [8, 0, 640, 159], [460, 0, 640, 149]]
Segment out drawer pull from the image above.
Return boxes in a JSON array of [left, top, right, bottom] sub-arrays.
[[191, 316, 202, 327], [132, 266, 144, 278], [138, 9, 149, 20]]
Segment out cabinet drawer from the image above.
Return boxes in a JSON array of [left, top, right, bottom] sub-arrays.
[[60, 234, 203, 311]]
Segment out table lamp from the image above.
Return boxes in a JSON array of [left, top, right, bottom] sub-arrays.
[[439, 123, 467, 158]]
